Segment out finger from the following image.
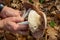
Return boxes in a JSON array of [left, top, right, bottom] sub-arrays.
[[8, 21, 19, 31], [8, 22, 28, 31], [16, 10, 22, 15], [9, 17, 24, 22]]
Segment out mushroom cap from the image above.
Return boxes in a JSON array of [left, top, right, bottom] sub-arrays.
[[23, 2, 47, 38]]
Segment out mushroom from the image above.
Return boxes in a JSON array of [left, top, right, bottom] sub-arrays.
[[23, 2, 47, 38]]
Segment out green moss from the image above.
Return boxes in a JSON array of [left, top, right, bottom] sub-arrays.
[[39, 0, 44, 4], [49, 20, 56, 28]]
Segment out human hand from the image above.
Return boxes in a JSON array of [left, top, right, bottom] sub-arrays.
[[0, 17, 28, 32], [0, 6, 22, 18]]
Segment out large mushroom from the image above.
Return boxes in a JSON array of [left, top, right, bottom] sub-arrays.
[[22, 2, 47, 38]]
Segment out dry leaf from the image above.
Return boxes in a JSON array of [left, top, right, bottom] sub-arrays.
[[47, 27, 57, 39]]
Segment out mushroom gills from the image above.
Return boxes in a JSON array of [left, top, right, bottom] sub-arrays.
[[28, 10, 41, 32]]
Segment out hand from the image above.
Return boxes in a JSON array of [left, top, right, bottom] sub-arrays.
[[0, 6, 22, 18], [0, 17, 28, 32]]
